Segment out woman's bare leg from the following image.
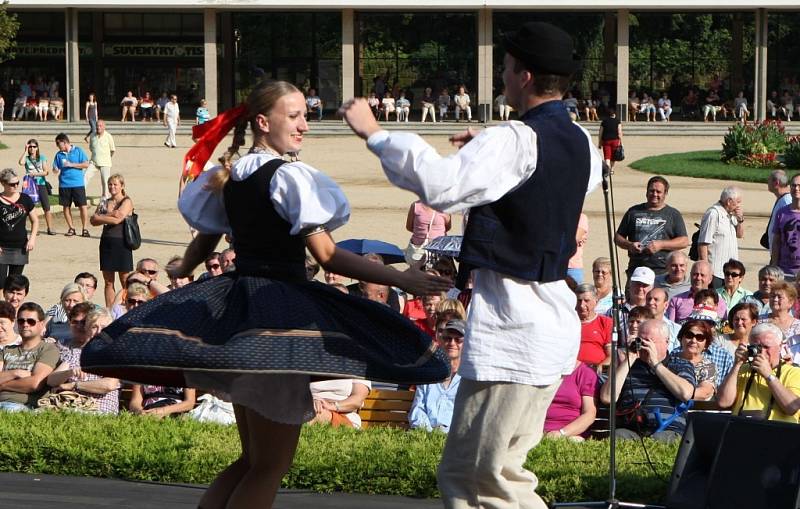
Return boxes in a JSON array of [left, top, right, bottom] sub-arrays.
[[198, 405, 251, 509]]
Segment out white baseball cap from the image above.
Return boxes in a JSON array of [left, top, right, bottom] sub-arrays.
[[630, 266, 655, 286]]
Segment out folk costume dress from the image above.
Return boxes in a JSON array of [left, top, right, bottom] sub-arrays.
[[81, 151, 449, 424]]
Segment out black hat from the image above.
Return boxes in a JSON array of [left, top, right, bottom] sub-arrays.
[[503, 22, 580, 76]]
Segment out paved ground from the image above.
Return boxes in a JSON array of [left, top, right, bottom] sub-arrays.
[[0, 473, 442, 509]]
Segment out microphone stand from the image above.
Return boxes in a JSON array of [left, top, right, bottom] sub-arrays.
[[552, 163, 664, 509]]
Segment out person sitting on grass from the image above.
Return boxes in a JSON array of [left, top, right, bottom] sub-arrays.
[[543, 358, 599, 441], [129, 382, 196, 418]]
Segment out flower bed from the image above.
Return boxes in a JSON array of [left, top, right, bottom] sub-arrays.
[[721, 120, 797, 169]]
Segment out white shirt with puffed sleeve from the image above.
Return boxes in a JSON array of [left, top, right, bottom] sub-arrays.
[[178, 152, 350, 237], [367, 121, 602, 386]]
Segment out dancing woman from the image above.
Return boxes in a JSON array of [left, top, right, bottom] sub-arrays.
[[81, 80, 450, 509]]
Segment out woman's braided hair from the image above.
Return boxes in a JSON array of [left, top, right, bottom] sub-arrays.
[[208, 80, 301, 192]]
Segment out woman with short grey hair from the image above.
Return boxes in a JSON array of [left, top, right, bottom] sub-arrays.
[[0, 167, 39, 289]]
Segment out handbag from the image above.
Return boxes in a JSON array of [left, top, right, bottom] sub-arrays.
[[404, 207, 437, 265], [38, 390, 99, 412], [612, 143, 625, 162], [123, 211, 142, 250], [21, 175, 39, 204]]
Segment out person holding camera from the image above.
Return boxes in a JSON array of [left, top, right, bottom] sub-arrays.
[[600, 319, 697, 442], [717, 322, 800, 423]]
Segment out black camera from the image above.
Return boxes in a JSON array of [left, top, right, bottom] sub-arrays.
[[746, 344, 762, 362], [628, 337, 643, 353]]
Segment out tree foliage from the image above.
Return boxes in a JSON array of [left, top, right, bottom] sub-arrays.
[[0, 1, 19, 64]]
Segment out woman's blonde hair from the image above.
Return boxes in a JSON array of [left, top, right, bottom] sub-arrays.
[[436, 298, 466, 320], [127, 282, 150, 299], [107, 173, 126, 196], [60, 283, 86, 304], [208, 80, 301, 192], [86, 307, 112, 331]]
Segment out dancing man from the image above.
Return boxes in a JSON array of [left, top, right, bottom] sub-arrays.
[[342, 22, 601, 509]]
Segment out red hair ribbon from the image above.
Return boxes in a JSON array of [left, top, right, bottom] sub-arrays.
[[181, 104, 248, 183]]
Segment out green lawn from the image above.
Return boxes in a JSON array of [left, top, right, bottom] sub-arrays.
[[629, 150, 783, 183]]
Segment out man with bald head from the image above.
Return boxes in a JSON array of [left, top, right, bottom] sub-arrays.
[[601, 319, 696, 441], [654, 251, 690, 299], [665, 260, 727, 322], [718, 323, 800, 423]]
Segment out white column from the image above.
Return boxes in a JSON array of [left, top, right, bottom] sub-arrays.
[[342, 9, 355, 102], [754, 8, 768, 121], [477, 8, 493, 122], [204, 9, 218, 116], [65, 8, 80, 122], [616, 9, 629, 121]]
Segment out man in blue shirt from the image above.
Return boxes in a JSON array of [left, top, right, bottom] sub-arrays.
[[408, 319, 464, 432], [52, 133, 90, 237]]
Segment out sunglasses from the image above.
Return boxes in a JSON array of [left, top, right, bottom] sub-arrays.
[[5, 181, 19, 187], [682, 332, 707, 342], [28, 145, 38, 149], [140, 269, 158, 276], [16, 317, 38, 327], [70, 319, 86, 327], [724, 271, 742, 278], [127, 298, 147, 307], [440, 335, 464, 344]]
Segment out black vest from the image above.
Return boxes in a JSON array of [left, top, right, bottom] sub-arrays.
[[223, 158, 307, 279], [458, 100, 591, 284]]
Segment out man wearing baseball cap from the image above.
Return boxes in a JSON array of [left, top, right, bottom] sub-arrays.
[[342, 21, 602, 509]]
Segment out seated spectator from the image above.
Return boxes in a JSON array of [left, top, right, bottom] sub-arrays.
[[0, 303, 59, 412], [45, 304, 119, 414], [657, 92, 672, 122], [74, 272, 101, 307], [308, 378, 372, 429], [305, 88, 323, 121], [324, 270, 346, 285], [702, 90, 723, 122], [780, 90, 794, 121], [396, 92, 410, 122], [666, 261, 726, 323], [601, 319, 696, 441], [626, 305, 655, 341], [414, 292, 445, 336], [435, 298, 466, 324], [219, 248, 236, 273], [111, 281, 151, 319], [166, 256, 194, 289], [437, 88, 451, 121], [575, 283, 612, 368], [3, 274, 29, 317], [766, 90, 780, 119], [563, 91, 579, 117], [692, 289, 721, 320], [420, 87, 436, 123], [140, 92, 156, 122], [37, 92, 50, 121], [741, 265, 780, 318], [453, 86, 471, 122], [347, 253, 401, 312], [582, 97, 599, 122], [367, 92, 381, 119], [669, 318, 718, 400], [647, 288, 680, 347], [0, 301, 20, 347], [760, 280, 800, 344], [361, 281, 389, 305], [607, 266, 654, 332], [733, 91, 749, 121], [717, 323, 800, 423], [129, 382, 196, 418], [49, 92, 64, 121], [381, 96, 396, 121], [45, 283, 87, 343], [716, 259, 752, 311], [11, 92, 26, 121], [495, 87, 512, 121], [721, 302, 759, 357], [305, 254, 320, 281], [543, 360, 599, 441], [409, 319, 464, 432], [639, 93, 657, 122], [627, 91, 640, 121], [24, 95, 38, 121], [591, 257, 613, 314], [200, 252, 223, 280]]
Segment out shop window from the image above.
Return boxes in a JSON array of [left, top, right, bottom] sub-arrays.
[[181, 14, 203, 36], [143, 13, 181, 36], [13, 11, 65, 38]]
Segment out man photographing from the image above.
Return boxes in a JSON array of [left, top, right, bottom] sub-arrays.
[[342, 21, 601, 509], [717, 322, 800, 423]]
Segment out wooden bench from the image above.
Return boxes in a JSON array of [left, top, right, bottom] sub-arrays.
[[359, 389, 414, 429]]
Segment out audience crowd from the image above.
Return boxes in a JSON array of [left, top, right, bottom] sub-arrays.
[[1, 125, 799, 452]]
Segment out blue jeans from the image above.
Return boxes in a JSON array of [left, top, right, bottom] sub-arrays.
[[566, 268, 583, 284], [0, 401, 30, 412]]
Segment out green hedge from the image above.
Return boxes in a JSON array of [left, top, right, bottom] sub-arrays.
[[0, 411, 678, 503]]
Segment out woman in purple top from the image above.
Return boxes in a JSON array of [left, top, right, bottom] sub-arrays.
[[543, 360, 599, 440], [771, 175, 800, 278]]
